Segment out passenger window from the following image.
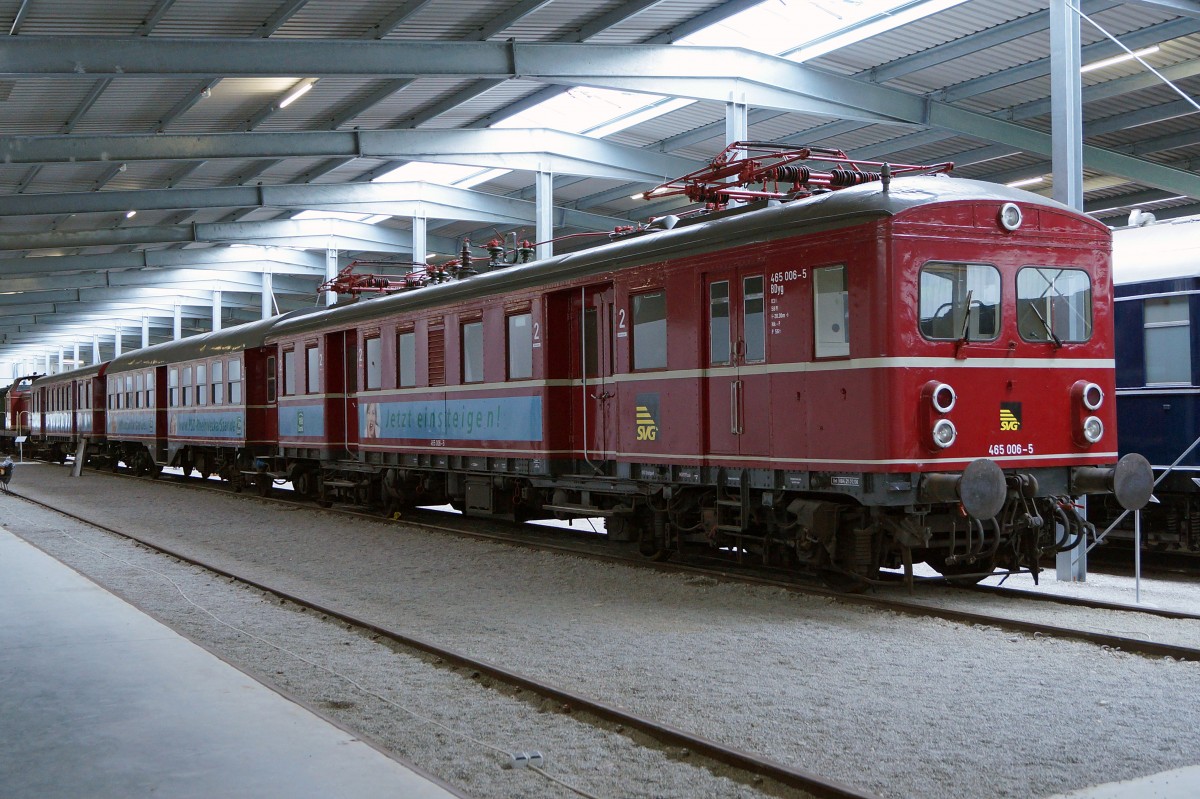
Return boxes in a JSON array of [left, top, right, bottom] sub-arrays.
[[1144, 296, 1191, 385], [169, 369, 178, 407], [197, 363, 207, 406], [283, 350, 295, 396], [1017, 267, 1092, 343], [181, 367, 192, 406], [364, 336, 382, 390], [744, 275, 765, 362], [135, 372, 144, 409], [145, 371, 154, 407], [265, 356, 275, 403], [306, 345, 320, 394], [462, 321, 484, 383], [633, 291, 667, 370], [397, 331, 416, 388], [507, 313, 533, 380], [212, 361, 224, 405], [709, 281, 730, 365], [919, 262, 1000, 342], [229, 359, 242, 405], [814, 265, 850, 358], [125, 375, 134, 409]]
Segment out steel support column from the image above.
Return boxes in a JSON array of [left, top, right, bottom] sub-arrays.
[[261, 271, 274, 320], [114, 328, 122, 357], [173, 305, 182, 340], [212, 289, 222, 332], [535, 170, 553, 260], [72, 342, 79, 368], [412, 214, 427, 272], [1051, 0, 1084, 211], [325, 247, 338, 307], [141, 315, 150, 348], [92, 334, 100, 364], [725, 100, 748, 146]]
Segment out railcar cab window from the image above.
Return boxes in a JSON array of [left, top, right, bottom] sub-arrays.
[[744, 276, 766, 362], [1016, 267, 1092, 344], [918, 262, 1000, 342], [364, 336, 382, 391], [1144, 296, 1191, 385], [814, 265, 851, 357], [306, 345, 320, 394], [462, 321, 484, 383], [507, 313, 533, 380], [633, 291, 667, 370], [397, 330, 416, 387]]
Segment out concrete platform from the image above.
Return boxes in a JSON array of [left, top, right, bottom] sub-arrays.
[[1046, 766, 1200, 799], [0, 526, 467, 799]]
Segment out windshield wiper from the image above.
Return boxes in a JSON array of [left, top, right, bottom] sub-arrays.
[[1030, 303, 1062, 349], [958, 290, 973, 344]]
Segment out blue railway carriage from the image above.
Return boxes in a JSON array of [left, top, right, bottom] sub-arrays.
[[104, 315, 295, 480], [1107, 214, 1200, 552]]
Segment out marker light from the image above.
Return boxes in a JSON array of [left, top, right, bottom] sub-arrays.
[[930, 382, 956, 414], [932, 418, 957, 449], [998, 203, 1023, 231], [1082, 415, 1104, 444], [1081, 382, 1104, 411]]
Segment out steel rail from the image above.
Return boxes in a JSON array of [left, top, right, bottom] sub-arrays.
[[7, 485, 879, 799]]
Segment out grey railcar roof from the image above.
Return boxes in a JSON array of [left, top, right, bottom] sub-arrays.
[[105, 308, 325, 374], [31, 362, 105, 390], [267, 175, 1083, 341]]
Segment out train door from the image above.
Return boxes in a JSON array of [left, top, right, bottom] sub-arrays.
[[569, 284, 616, 465], [705, 268, 770, 458], [324, 331, 359, 454]]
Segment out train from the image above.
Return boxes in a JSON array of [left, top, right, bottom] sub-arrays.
[[1089, 211, 1200, 553], [1, 145, 1153, 586], [1, 373, 38, 453]]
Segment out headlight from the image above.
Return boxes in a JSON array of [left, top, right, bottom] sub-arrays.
[[998, 202, 1023, 231], [1082, 415, 1104, 444], [930, 382, 956, 414], [1081, 382, 1104, 411], [932, 418, 957, 449]]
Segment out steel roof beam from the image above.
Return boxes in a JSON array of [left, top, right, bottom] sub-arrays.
[[0, 269, 317, 295], [0, 217, 425, 254], [0, 247, 324, 277], [1120, 0, 1200, 18], [0, 128, 695, 183], [865, 1, 1123, 85]]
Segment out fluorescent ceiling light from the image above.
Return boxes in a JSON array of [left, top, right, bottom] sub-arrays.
[[279, 78, 317, 108], [125, 210, 137, 218], [1081, 45, 1160, 74], [1006, 177, 1043, 188]]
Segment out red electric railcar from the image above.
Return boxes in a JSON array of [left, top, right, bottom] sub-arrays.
[[260, 172, 1150, 583], [1, 374, 39, 451], [28, 365, 107, 462]]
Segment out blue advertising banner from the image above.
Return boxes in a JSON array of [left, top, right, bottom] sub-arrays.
[[170, 411, 245, 439], [361, 396, 543, 442], [278, 403, 325, 438], [110, 410, 157, 437]]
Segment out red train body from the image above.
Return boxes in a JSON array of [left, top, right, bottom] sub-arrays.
[[18, 174, 1152, 584], [1, 374, 39, 451]]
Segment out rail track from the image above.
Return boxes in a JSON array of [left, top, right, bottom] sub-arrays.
[[6, 479, 878, 799], [16, 460, 1200, 664]]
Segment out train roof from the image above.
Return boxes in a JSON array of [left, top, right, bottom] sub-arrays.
[[1112, 213, 1200, 286], [30, 362, 105, 389], [104, 307, 326, 373], [269, 175, 1083, 339]]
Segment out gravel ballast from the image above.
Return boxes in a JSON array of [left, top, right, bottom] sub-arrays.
[[4, 461, 1200, 799]]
